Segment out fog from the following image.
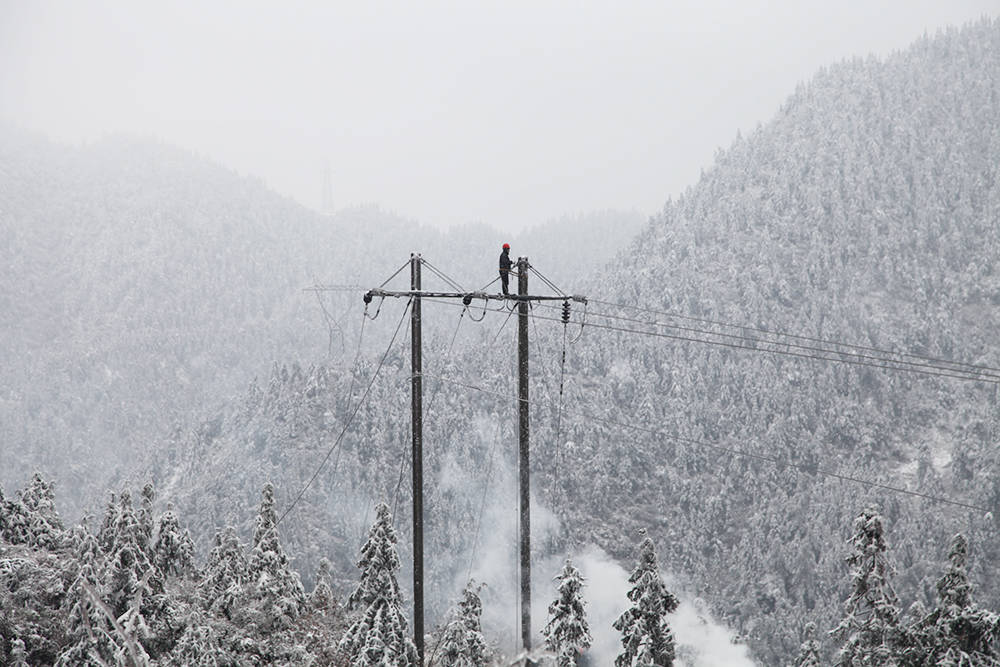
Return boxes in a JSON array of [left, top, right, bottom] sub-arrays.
[[1, 0, 995, 233]]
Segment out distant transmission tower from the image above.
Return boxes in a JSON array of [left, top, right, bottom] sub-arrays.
[[321, 161, 334, 215]]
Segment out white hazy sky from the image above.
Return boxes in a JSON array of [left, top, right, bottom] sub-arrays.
[[1, 1, 996, 234]]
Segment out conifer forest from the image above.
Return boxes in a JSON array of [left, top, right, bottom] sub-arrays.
[[3, 15, 1000, 667]]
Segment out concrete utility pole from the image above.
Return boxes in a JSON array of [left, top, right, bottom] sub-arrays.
[[516, 256, 532, 655], [410, 253, 424, 665]]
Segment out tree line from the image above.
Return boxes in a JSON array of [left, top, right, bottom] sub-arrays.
[[3, 474, 998, 665]]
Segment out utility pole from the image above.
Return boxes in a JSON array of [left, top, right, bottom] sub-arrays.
[[352, 255, 584, 663], [516, 256, 532, 655], [410, 253, 424, 665]]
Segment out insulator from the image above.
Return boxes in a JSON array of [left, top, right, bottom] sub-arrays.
[[561, 300, 571, 324], [363, 291, 373, 304], [462, 294, 473, 306]]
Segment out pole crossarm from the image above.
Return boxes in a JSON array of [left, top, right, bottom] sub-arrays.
[[365, 288, 587, 303]]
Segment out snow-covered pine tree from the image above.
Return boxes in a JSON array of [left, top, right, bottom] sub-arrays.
[[613, 535, 679, 667], [199, 526, 249, 619], [339, 502, 417, 666], [908, 533, 1000, 665], [793, 622, 822, 667], [830, 505, 903, 666], [171, 617, 223, 666], [138, 482, 156, 557], [56, 559, 119, 666], [310, 557, 338, 615], [14, 473, 64, 548], [115, 591, 153, 666], [543, 560, 592, 667], [9, 637, 30, 667], [97, 491, 119, 553], [247, 482, 306, 630], [104, 490, 164, 619], [179, 529, 196, 574], [437, 580, 488, 667], [347, 502, 403, 611], [154, 502, 195, 577], [0, 482, 31, 544]]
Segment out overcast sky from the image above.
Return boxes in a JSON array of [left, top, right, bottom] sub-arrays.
[[1, 1, 996, 234]]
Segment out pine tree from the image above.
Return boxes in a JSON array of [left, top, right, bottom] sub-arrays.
[[10, 637, 30, 667], [339, 502, 418, 666], [11, 473, 64, 548], [310, 557, 338, 615], [154, 503, 194, 577], [544, 560, 592, 667], [830, 506, 903, 666], [613, 535, 679, 667], [246, 482, 306, 630], [199, 526, 249, 619], [171, 618, 223, 666], [97, 491, 119, 553], [908, 534, 1000, 665], [0, 483, 31, 544], [347, 502, 403, 611], [438, 581, 488, 667], [793, 622, 822, 667], [138, 482, 156, 557], [56, 559, 119, 666], [104, 490, 164, 618]]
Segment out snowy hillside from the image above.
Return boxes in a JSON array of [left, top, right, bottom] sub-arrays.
[[3, 16, 1000, 667]]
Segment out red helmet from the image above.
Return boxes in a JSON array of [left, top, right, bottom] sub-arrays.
[[502, 243, 510, 249]]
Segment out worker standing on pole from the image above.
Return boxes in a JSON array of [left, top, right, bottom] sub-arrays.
[[499, 243, 513, 296]]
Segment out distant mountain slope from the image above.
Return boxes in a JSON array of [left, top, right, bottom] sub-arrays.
[[574, 17, 1000, 662], [0, 126, 640, 512]]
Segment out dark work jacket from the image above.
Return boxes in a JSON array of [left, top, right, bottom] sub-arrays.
[[499, 250, 513, 273]]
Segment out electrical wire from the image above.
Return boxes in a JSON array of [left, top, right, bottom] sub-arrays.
[[309, 277, 345, 357], [378, 260, 412, 289], [420, 257, 466, 292], [418, 371, 991, 514], [309, 265, 999, 380], [391, 315, 416, 524], [278, 298, 413, 525], [562, 311, 1000, 384], [528, 264, 565, 296], [574, 307, 1000, 382], [422, 295, 999, 384], [495, 302, 1000, 385], [585, 297, 1000, 378]]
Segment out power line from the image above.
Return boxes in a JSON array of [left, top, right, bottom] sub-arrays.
[[585, 297, 1000, 377], [527, 264, 565, 296], [511, 304, 1000, 385], [421, 295, 999, 383], [421, 257, 466, 293], [305, 280, 1000, 380], [418, 371, 991, 515], [572, 307, 1000, 382], [422, 295, 1000, 384], [278, 298, 412, 525]]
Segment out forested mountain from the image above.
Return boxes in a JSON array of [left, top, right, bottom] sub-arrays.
[[581, 18, 1000, 661], [3, 17, 1000, 666], [0, 126, 641, 515]]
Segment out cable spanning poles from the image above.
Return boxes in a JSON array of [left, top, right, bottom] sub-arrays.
[[516, 304, 1000, 385], [362, 254, 584, 662]]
